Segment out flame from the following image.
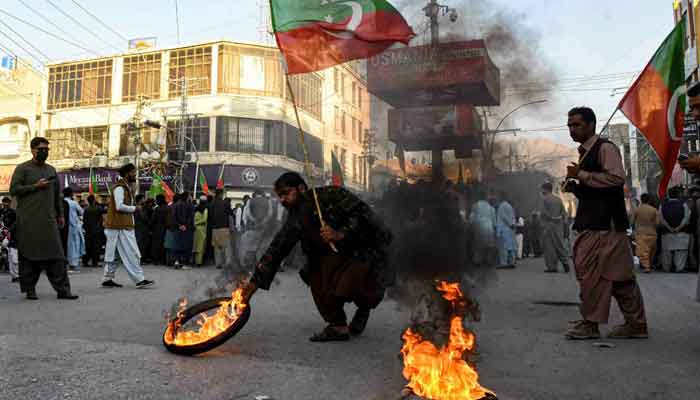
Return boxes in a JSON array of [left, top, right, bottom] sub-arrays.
[[401, 282, 494, 400], [164, 288, 248, 346]]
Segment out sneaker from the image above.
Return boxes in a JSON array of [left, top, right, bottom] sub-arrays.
[[68, 269, 81, 274], [565, 320, 600, 340], [607, 323, 649, 339], [102, 280, 123, 288], [136, 279, 155, 289], [26, 290, 38, 300], [180, 266, 192, 270], [57, 293, 79, 300]]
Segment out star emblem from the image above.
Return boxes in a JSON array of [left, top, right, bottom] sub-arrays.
[[324, 14, 334, 23]]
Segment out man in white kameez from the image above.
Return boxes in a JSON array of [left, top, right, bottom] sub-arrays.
[[63, 188, 85, 273], [101, 163, 154, 289]]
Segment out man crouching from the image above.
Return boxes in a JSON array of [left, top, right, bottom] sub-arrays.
[[241, 172, 392, 342]]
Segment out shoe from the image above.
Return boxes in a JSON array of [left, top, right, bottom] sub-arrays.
[[180, 266, 192, 270], [26, 290, 38, 300], [11, 277, 19, 283], [565, 320, 600, 340], [562, 265, 571, 273], [309, 325, 350, 342], [544, 269, 557, 273], [607, 323, 648, 339], [68, 270, 80, 274], [349, 308, 371, 336], [57, 293, 79, 300], [102, 280, 123, 288], [136, 279, 155, 289]]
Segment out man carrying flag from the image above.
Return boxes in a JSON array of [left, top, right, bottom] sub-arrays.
[[198, 167, 209, 196]]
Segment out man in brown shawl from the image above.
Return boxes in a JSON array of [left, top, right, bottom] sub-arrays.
[[562, 107, 647, 339], [9, 137, 78, 300], [241, 172, 392, 342]]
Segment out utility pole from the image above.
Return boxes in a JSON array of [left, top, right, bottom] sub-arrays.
[[423, 0, 456, 183], [361, 129, 377, 192], [127, 95, 151, 194]]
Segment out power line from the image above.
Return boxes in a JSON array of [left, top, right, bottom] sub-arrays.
[[69, 0, 129, 42], [0, 8, 100, 56], [16, 0, 91, 49], [0, 19, 50, 63], [0, 26, 47, 66], [44, 0, 120, 52]]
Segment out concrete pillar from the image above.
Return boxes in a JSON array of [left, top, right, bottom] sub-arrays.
[[112, 56, 123, 106], [161, 51, 170, 100], [209, 116, 216, 152], [108, 124, 121, 158], [211, 43, 219, 96]]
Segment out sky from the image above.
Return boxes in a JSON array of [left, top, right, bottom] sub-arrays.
[[0, 0, 678, 147]]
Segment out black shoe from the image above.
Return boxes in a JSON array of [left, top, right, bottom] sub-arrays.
[[57, 293, 79, 300], [102, 280, 123, 288], [349, 308, 371, 336], [136, 279, 154, 289], [11, 277, 19, 283], [26, 290, 38, 300]]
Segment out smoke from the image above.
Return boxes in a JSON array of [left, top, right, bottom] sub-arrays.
[[395, 0, 558, 123]]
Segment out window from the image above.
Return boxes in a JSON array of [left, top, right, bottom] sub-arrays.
[[358, 87, 363, 110], [122, 53, 161, 102], [358, 121, 363, 144], [218, 45, 284, 97], [286, 73, 322, 119], [334, 68, 339, 92], [340, 148, 347, 176], [48, 60, 113, 110], [352, 154, 357, 182], [119, 125, 160, 156], [286, 124, 323, 168], [169, 46, 212, 98], [341, 112, 347, 136], [46, 126, 109, 159], [334, 106, 340, 133], [341, 73, 346, 100], [216, 117, 285, 155], [351, 118, 357, 141], [352, 82, 357, 106], [167, 117, 210, 152]]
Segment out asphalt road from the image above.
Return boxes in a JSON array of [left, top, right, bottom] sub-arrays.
[[0, 258, 698, 400]]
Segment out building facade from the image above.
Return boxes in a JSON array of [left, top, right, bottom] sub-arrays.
[[39, 41, 371, 199]]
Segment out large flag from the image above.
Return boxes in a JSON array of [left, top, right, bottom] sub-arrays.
[[331, 151, 344, 186], [198, 168, 210, 195], [216, 162, 226, 190], [88, 167, 97, 195], [270, 0, 415, 74], [618, 20, 686, 199]]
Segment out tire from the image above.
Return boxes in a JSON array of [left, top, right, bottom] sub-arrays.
[[162, 296, 251, 356]]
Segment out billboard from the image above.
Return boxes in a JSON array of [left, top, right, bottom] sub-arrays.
[[367, 40, 500, 108], [388, 105, 482, 152], [128, 37, 157, 51], [0, 165, 15, 193]]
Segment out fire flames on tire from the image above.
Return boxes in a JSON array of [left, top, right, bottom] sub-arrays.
[[401, 281, 495, 400]]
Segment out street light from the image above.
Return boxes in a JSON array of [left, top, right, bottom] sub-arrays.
[[485, 99, 548, 174]]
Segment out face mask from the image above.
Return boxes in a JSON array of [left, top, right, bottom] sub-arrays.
[[35, 149, 48, 162]]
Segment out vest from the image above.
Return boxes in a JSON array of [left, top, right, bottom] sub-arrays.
[[103, 179, 135, 230], [660, 199, 686, 233], [572, 138, 630, 232]]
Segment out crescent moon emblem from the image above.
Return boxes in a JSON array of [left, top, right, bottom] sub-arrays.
[[667, 84, 686, 142], [322, 1, 364, 39]]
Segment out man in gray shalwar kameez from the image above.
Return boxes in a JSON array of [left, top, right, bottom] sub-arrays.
[[539, 182, 571, 273], [9, 137, 78, 300]]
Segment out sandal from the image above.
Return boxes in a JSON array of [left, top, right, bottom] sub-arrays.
[[309, 325, 350, 342]]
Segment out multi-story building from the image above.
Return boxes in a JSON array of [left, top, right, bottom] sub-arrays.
[[673, 0, 700, 82], [0, 56, 42, 195], [39, 41, 371, 200]]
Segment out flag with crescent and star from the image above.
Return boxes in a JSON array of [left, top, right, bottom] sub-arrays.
[[270, 0, 414, 74]]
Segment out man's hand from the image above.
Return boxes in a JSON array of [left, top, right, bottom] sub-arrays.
[[240, 280, 257, 304], [57, 216, 65, 229], [679, 155, 700, 173], [35, 178, 50, 190], [320, 225, 344, 243], [566, 162, 580, 179], [179, 225, 187, 232]]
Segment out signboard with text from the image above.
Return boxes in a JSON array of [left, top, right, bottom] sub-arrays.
[[367, 40, 500, 108]]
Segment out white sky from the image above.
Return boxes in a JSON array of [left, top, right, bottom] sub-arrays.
[[0, 0, 678, 147]]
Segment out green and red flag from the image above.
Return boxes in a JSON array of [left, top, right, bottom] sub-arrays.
[[618, 19, 686, 199], [88, 167, 97, 195], [270, 0, 415, 74], [216, 162, 226, 190], [149, 172, 174, 204], [331, 150, 344, 186], [198, 167, 210, 195]]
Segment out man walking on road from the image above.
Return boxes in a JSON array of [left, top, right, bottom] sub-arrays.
[[83, 195, 104, 267], [539, 182, 570, 273], [241, 172, 392, 342], [562, 107, 647, 340], [209, 189, 232, 268], [63, 187, 85, 273], [102, 163, 154, 289], [495, 192, 517, 268], [9, 137, 77, 300]]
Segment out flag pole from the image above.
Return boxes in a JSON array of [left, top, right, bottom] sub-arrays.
[[193, 161, 199, 197], [598, 108, 620, 137], [285, 76, 338, 253]]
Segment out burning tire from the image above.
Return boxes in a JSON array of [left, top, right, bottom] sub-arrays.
[[162, 296, 251, 356]]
